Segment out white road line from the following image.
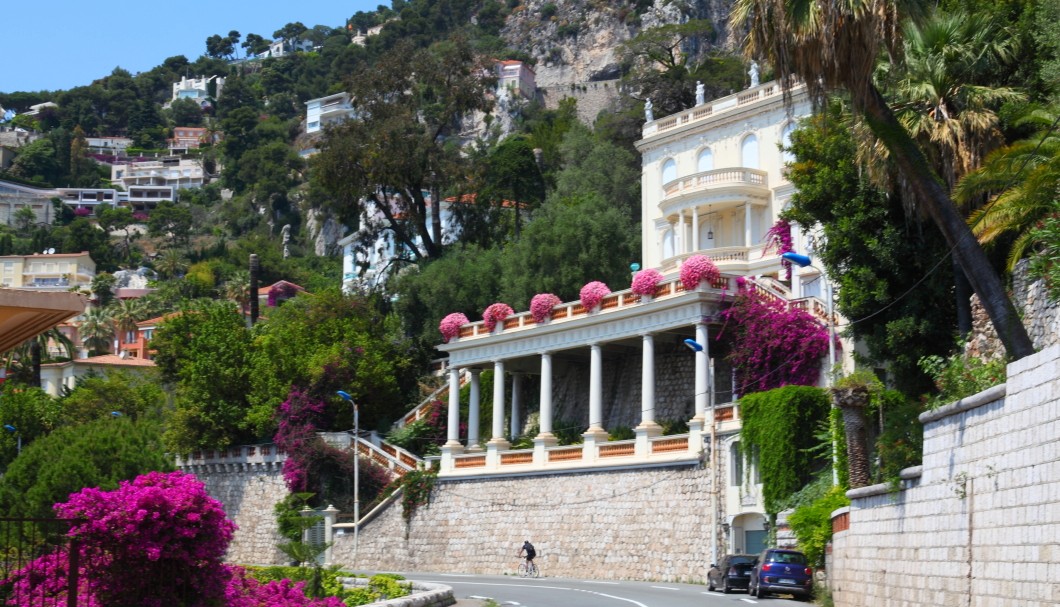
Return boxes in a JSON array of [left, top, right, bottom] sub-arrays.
[[583, 580, 620, 584], [740, 599, 758, 603], [423, 581, 650, 607], [650, 585, 679, 590], [435, 573, 475, 577], [468, 596, 493, 600]]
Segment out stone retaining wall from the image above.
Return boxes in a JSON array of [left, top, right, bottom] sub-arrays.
[[828, 345, 1060, 607], [331, 464, 713, 582]]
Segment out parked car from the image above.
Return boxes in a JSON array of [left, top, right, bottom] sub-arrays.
[[749, 548, 814, 601], [707, 554, 755, 593]]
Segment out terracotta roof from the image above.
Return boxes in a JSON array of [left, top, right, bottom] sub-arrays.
[[41, 354, 156, 368]]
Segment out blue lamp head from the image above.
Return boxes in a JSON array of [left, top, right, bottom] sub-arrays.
[[630, 263, 641, 272], [336, 390, 352, 402], [683, 338, 704, 352], [781, 252, 812, 268], [3, 425, 15, 433], [111, 411, 123, 417]]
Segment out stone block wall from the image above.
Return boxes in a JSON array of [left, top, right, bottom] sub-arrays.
[[179, 459, 291, 566], [331, 464, 714, 582], [829, 345, 1060, 607]]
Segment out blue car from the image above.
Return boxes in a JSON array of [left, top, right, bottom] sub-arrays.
[[749, 548, 814, 601]]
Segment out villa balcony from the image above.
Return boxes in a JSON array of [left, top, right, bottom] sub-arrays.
[[661, 168, 769, 205]]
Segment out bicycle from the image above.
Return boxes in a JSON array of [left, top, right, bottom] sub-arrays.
[[518, 557, 540, 578]]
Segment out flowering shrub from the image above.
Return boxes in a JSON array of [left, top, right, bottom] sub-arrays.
[[439, 312, 469, 342], [482, 302, 514, 332], [267, 283, 299, 307], [529, 293, 561, 323], [763, 219, 794, 280], [680, 255, 720, 291], [631, 269, 663, 296], [579, 281, 611, 310], [717, 281, 830, 394], [132, 211, 149, 222], [74, 205, 92, 217]]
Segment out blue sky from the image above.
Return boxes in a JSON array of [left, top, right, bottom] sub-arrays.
[[2, 1, 383, 94]]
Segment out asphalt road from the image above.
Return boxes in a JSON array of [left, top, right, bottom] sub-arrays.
[[399, 571, 811, 607]]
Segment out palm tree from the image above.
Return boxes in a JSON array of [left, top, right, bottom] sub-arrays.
[[154, 249, 188, 280], [108, 298, 147, 349], [79, 307, 115, 355], [956, 106, 1060, 270], [730, 0, 1034, 359], [222, 270, 251, 312]]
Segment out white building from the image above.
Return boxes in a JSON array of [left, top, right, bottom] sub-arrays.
[[305, 93, 357, 134], [495, 60, 536, 100], [110, 157, 206, 211], [171, 75, 224, 106], [260, 38, 314, 59]]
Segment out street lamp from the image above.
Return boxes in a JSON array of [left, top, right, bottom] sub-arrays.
[[336, 390, 359, 570], [3, 424, 20, 455], [684, 337, 719, 568], [781, 251, 839, 486]]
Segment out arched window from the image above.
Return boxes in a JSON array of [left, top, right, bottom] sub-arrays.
[[741, 134, 759, 169], [662, 228, 675, 259], [731, 441, 744, 485], [781, 122, 796, 164], [697, 148, 714, 172], [662, 158, 677, 185]]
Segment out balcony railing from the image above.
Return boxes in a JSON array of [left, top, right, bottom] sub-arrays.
[[662, 168, 768, 200], [642, 82, 792, 138]]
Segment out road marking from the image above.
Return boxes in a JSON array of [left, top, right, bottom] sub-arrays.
[[468, 596, 493, 600], [740, 599, 758, 603], [436, 574, 475, 577], [424, 581, 650, 607], [651, 585, 679, 590], [583, 580, 620, 584]]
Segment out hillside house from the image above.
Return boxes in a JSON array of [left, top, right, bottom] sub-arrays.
[[170, 75, 224, 107], [110, 157, 206, 211], [305, 93, 357, 134], [0, 251, 95, 291]]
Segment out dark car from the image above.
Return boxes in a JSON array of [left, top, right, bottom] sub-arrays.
[[749, 548, 814, 601], [707, 554, 755, 593]]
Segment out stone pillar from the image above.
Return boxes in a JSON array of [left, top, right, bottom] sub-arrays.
[[535, 353, 557, 465], [689, 322, 710, 450], [636, 333, 663, 456], [744, 204, 752, 248], [677, 211, 686, 255], [468, 369, 482, 451], [692, 206, 700, 253], [510, 373, 523, 439], [441, 367, 463, 470], [321, 504, 339, 566], [583, 343, 608, 462], [487, 360, 510, 461]]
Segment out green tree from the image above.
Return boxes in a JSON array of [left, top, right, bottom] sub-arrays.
[[0, 416, 171, 519], [9, 139, 60, 184], [312, 35, 495, 261], [153, 248, 189, 280], [552, 122, 641, 220], [242, 33, 272, 57], [0, 385, 62, 471], [13, 207, 37, 235], [147, 201, 193, 247], [166, 98, 204, 127], [60, 370, 166, 425], [151, 300, 254, 452], [730, 0, 1035, 359], [78, 306, 114, 355]]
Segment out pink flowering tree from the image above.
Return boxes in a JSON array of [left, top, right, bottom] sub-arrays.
[[717, 280, 830, 394], [4, 471, 342, 607], [482, 302, 514, 332], [631, 269, 663, 296], [439, 312, 469, 342], [680, 255, 721, 291], [529, 293, 561, 323], [763, 219, 794, 280], [579, 281, 611, 310]]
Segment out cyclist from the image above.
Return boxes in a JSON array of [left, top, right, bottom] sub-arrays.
[[519, 540, 537, 568]]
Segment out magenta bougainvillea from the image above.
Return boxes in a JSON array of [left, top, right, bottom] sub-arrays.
[[529, 293, 561, 323], [482, 302, 514, 332], [763, 219, 794, 280], [4, 471, 338, 607], [716, 280, 830, 395], [439, 312, 469, 342], [631, 268, 663, 296], [680, 254, 721, 291], [267, 283, 299, 307], [74, 205, 92, 217], [579, 281, 611, 310]]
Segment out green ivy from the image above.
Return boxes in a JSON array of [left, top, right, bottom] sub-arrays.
[[399, 469, 437, 523], [786, 483, 850, 567], [739, 386, 831, 513]]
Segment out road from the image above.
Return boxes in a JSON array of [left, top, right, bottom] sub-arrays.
[[399, 571, 810, 607]]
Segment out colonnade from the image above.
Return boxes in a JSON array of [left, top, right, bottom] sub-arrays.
[[669, 203, 754, 255], [441, 322, 713, 461]]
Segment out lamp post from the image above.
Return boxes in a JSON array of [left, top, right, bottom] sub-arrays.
[[781, 251, 839, 486], [684, 337, 719, 567], [3, 424, 19, 455], [336, 390, 359, 569]]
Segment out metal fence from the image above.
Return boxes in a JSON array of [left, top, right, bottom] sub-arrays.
[[0, 517, 81, 607]]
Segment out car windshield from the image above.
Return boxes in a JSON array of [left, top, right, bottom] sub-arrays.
[[730, 556, 755, 565], [768, 552, 807, 565]]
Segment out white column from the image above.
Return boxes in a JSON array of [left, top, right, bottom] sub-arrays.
[[635, 334, 662, 456], [677, 211, 686, 255], [585, 344, 606, 437], [468, 369, 482, 451], [534, 353, 557, 465], [744, 204, 752, 247], [695, 323, 710, 419], [445, 368, 461, 447], [692, 206, 700, 252], [487, 361, 510, 454], [510, 373, 523, 439]]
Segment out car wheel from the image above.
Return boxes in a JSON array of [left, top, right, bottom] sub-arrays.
[[722, 580, 731, 594]]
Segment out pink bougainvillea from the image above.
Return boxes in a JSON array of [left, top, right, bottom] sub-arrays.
[[439, 312, 469, 342], [579, 281, 611, 310], [716, 280, 829, 395], [631, 268, 663, 296], [763, 219, 794, 280], [482, 302, 514, 332], [529, 293, 561, 323], [680, 255, 721, 291]]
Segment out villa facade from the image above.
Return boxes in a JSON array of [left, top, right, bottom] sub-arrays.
[[431, 80, 844, 557]]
